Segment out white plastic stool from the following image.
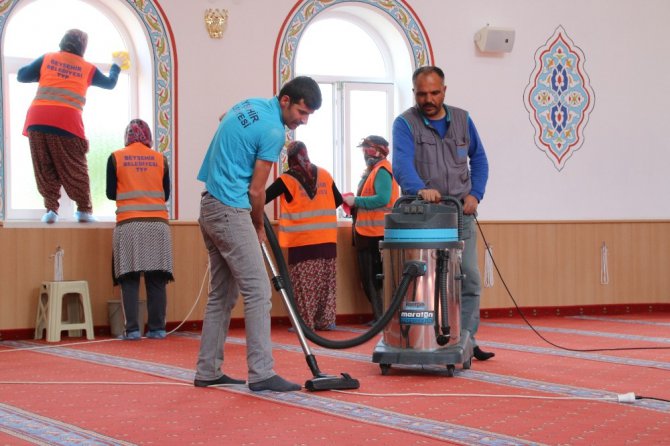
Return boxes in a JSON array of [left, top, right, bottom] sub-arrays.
[[34, 281, 95, 342]]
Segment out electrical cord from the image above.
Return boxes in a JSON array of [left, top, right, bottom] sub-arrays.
[[474, 215, 670, 353], [3, 380, 663, 403], [0, 260, 210, 354], [332, 389, 649, 403], [3, 209, 667, 405]]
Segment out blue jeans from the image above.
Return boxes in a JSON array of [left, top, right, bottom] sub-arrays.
[[460, 214, 482, 345], [195, 193, 275, 384]]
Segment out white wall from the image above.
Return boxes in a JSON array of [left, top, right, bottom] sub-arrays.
[[160, 0, 670, 221]]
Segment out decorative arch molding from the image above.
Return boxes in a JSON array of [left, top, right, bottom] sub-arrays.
[[273, 0, 433, 92], [0, 0, 178, 219]]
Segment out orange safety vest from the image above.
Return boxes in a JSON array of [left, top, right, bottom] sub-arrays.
[[278, 167, 338, 248], [355, 160, 399, 237], [113, 142, 168, 223], [31, 52, 94, 112]]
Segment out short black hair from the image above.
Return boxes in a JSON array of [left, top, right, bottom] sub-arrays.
[[278, 76, 322, 110], [412, 66, 445, 85]]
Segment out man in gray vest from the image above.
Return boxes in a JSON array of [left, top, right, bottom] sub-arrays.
[[392, 65, 494, 361]]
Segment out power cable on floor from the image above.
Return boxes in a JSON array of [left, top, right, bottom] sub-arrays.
[[0, 262, 210, 354], [475, 216, 670, 353], [332, 390, 658, 404]]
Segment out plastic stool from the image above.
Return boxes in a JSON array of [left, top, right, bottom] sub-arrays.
[[34, 281, 95, 342]]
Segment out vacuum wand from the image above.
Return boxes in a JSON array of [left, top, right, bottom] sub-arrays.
[[261, 242, 360, 391]]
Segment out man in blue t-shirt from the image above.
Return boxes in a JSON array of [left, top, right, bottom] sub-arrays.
[[194, 76, 322, 392]]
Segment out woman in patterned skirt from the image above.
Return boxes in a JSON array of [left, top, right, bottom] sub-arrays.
[[265, 141, 343, 330], [106, 119, 173, 340]]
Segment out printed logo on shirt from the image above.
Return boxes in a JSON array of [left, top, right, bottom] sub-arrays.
[[233, 100, 260, 128]]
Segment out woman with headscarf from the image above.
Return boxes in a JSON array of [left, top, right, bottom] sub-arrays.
[[343, 135, 399, 325], [17, 29, 125, 223], [265, 141, 343, 330], [106, 119, 173, 340]]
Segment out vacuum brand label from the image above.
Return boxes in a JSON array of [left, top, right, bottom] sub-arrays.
[[399, 307, 434, 325]]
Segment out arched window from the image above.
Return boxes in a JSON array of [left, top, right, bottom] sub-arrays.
[[277, 0, 430, 206], [294, 15, 397, 195], [1, 0, 176, 222]]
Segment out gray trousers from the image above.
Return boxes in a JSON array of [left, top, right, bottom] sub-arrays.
[[460, 214, 482, 345], [195, 193, 275, 384]]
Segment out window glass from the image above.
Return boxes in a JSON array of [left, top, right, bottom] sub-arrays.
[[347, 88, 390, 193], [292, 83, 334, 175], [4, 0, 129, 220], [296, 18, 385, 78], [7, 74, 42, 210], [4, 0, 124, 58], [294, 18, 393, 204]]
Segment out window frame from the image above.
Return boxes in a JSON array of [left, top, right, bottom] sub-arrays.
[[292, 13, 397, 216], [0, 0, 177, 223], [2, 0, 138, 221]]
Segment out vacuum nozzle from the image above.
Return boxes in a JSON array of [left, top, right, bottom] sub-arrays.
[[305, 373, 360, 391]]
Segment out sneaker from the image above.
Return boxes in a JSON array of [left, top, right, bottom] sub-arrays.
[[75, 211, 97, 223], [146, 330, 167, 339], [119, 330, 141, 340], [41, 210, 58, 224]]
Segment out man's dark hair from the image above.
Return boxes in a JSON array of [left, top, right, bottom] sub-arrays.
[[412, 66, 445, 85], [279, 76, 322, 110]]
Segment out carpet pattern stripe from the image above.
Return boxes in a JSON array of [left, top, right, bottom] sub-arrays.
[[5, 336, 669, 415], [0, 403, 134, 446], [1, 341, 537, 445]]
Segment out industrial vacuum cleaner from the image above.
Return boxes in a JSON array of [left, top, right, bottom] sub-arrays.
[[372, 195, 474, 377]]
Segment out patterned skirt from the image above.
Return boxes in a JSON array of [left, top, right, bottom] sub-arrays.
[[288, 257, 336, 330], [113, 220, 174, 281]]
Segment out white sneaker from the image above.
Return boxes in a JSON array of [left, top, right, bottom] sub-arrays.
[[74, 211, 97, 223], [41, 210, 58, 224]]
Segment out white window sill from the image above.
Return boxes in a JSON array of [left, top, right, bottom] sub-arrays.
[[1, 219, 116, 229]]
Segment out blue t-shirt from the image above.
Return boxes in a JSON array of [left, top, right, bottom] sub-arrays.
[[198, 97, 286, 208]]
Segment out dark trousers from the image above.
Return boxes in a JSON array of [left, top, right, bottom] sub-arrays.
[[120, 271, 167, 334], [356, 236, 384, 320]]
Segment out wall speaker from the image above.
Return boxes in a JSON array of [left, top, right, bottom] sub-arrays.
[[474, 26, 515, 53]]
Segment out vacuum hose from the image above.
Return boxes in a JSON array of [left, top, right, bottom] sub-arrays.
[[435, 250, 450, 346], [264, 213, 425, 349]]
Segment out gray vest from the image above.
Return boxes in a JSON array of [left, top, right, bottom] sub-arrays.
[[399, 105, 471, 200]]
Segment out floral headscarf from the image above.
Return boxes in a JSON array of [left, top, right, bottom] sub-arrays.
[[124, 119, 153, 148], [286, 140, 317, 199]]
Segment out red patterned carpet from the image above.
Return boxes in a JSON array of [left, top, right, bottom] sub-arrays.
[[1, 313, 669, 445]]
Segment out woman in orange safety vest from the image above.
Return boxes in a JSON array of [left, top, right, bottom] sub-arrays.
[[106, 119, 173, 341], [17, 29, 123, 223], [265, 141, 343, 330], [343, 135, 398, 324]]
